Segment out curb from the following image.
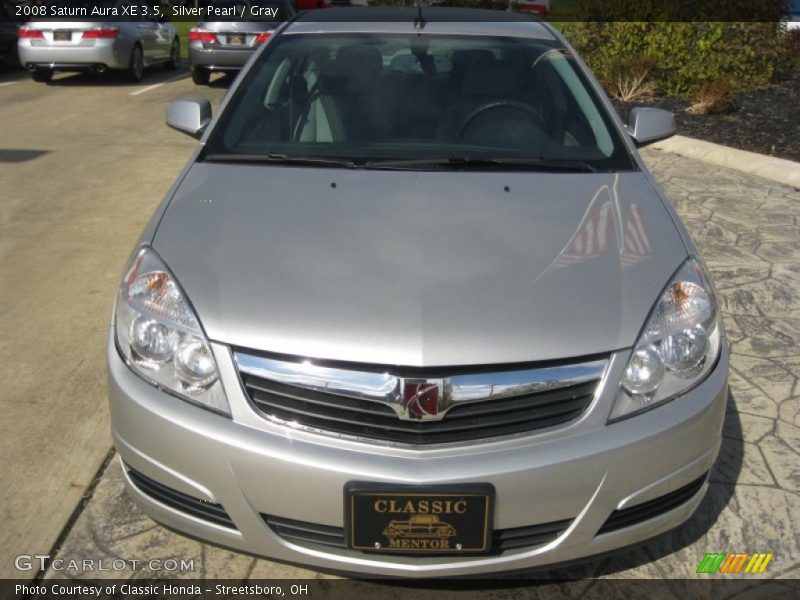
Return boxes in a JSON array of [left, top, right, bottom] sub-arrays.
[[650, 135, 800, 189]]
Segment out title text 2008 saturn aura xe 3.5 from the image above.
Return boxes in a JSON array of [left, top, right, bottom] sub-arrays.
[[108, 8, 728, 577]]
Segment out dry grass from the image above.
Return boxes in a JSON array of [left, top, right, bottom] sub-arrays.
[[605, 56, 658, 102], [687, 76, 737, 115]]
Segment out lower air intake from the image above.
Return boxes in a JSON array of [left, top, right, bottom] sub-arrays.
[[264, 514, 571, 553], [597, 473, 708, 535], [127, 467, 237, 530]]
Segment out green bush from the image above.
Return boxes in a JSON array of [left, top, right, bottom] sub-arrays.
[[561, 22, 792, 96]]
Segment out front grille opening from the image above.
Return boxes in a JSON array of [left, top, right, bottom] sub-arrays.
[[597, 473, 708, 535], [266, 515, 348, 549], [264, 514, 572, 554], [126, 467, 237, 530], [243, 375, 598, 445]]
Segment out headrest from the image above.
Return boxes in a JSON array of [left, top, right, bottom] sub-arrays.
[[461, 59, 520, 97], [389, 53, 453, 75], [319, 45, 383, 94], [451, 49, 495, 72]]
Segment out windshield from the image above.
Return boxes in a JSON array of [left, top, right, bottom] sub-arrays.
[[205, 33, 634, 170]]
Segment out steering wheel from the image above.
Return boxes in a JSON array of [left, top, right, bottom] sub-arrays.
[[458, 100, 547, 140]]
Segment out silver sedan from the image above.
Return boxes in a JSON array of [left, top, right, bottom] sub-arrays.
[[188, 0, 294, 84], [110, 7, 728, 577], [17, 0, 179, 83]]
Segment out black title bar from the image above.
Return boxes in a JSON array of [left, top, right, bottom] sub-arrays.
[[1, 0, 798, 23]]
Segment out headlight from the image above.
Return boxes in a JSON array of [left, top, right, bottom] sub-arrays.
[[114, 247, 230, 415], [610, 258, 722, 421]]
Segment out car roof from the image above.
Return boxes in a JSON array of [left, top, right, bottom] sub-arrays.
[[285, 7, 557, 40]]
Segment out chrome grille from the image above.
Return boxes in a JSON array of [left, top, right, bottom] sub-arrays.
[[235, 351, 605, 445]]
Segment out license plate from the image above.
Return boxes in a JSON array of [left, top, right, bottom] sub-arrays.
[[346, 483, 494, 554], [53, 31, 71, 42], [227, 34, 244, 45]]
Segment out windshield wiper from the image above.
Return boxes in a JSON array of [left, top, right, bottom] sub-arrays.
[[364, 156, 598, 172], [203, 153, 599, 172], [204, 153, 357, 169]]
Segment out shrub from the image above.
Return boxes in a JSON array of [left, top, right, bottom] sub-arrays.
[[562, 22, 792, 96], [604, 56, 657, 101], [687, 76, 736, 114]]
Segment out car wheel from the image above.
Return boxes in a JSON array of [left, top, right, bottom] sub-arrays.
[[165, 38, 180, 70], [31, 69, 53, 83], [192, 68, 210, 85], [126, 45, 144, 83]]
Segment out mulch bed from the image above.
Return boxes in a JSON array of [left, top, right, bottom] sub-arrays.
[[613, 71, 800, 163]]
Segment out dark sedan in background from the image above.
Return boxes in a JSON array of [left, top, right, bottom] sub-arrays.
[[0, 1, 22, 67], [189, 0, 294, 84]]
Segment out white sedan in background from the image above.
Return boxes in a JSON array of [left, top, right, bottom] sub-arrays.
[[18, 0, 179, 83]]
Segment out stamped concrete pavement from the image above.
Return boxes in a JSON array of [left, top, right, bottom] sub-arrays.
[[40, 149, 800, 595]]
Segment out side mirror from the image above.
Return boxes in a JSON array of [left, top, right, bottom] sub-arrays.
[[166, 97, 212, 139], [626, 107, 676, 147]]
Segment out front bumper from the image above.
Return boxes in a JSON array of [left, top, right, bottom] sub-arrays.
[[108, 334, 728, 577]]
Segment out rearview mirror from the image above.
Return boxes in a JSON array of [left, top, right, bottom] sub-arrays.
[[166, 98, 212, 139], [626, 107, 676, 147]]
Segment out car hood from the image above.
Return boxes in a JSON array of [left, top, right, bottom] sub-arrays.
[[153, 164, 687, 366]]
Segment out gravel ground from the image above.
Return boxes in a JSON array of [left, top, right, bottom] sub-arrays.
[[614, 72, 800, 163]]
